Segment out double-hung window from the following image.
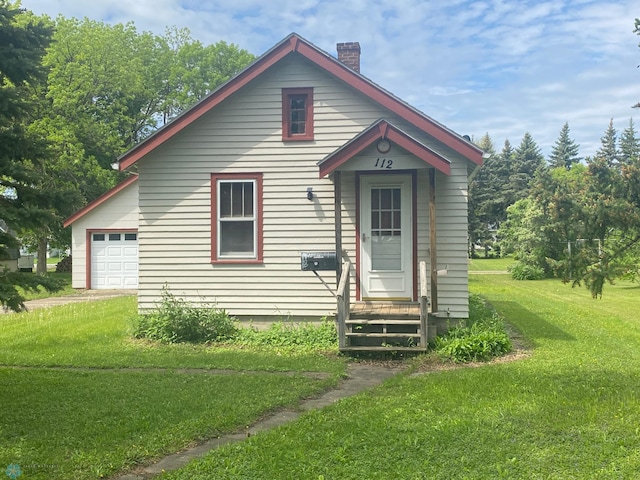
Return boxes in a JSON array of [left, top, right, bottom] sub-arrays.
[[211, 173, 263, 263], [282, 87, 314, 141]]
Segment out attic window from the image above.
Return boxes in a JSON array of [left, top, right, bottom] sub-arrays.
[[282, 87, 314, 141]]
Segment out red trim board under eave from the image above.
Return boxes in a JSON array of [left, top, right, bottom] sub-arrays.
[[293, 40, 483, 165], [64, 175, 138, 228], [118, 40, 295, 171], [117, 33, 483, 171], [319, 120, 451, 178]]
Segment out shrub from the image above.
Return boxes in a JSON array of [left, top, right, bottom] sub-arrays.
[[434, 294, 512, 363], [132, 287, 238, 343], [232, 319, 337, 351], [508, 261, 545, 280]]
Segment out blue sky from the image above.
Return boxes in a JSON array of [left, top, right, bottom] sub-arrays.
[[25, 0, 639, 157]]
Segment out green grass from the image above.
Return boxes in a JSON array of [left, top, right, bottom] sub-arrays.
[[160, 276, 640, 479], [0, 296, 344, 373], [468, 256, 514, 271], [0, 297, 347, 479], [18, 272, 75, 300]]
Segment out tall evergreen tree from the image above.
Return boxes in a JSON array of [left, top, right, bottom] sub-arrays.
[[468, 133, 496, 256], [597, 119, 618, 167], [0, 1, 60, 311], [619, 118, 640, 165], [508, 132, 545, 202], [549, 122, 581, 169]]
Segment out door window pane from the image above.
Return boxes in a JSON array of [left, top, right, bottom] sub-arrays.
[[370, 186, 402, 270]]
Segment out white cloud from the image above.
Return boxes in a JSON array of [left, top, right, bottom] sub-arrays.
[[21, 0, 640, 157]]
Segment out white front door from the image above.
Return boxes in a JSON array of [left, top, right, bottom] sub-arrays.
[[360, 174, 412, 300]]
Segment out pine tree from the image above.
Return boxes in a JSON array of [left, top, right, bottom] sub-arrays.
[[549, 122, 581, 169], [597, 119, 618, 167], [509, 132, 545, 201], [619, 118, 640, 165], [468, 133, 497, 256]]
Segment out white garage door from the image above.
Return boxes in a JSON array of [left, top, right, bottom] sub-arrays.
[[91, 232, 138, 289]]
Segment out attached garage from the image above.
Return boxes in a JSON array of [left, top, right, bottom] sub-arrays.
[[63, 175, 139, 290], [90, 231, 138, 289]]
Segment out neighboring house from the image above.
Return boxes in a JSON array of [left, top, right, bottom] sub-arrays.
[[65, 34, 485, 349], [0, 219, 19, 271], [63, 175, 139, 289]]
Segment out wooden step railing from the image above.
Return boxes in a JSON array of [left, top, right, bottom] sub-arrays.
[[336, 261, 433, 352], [336, 261, 350, 350]]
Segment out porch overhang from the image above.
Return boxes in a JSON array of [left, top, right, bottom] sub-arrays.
[[317, 119, 451, 178]]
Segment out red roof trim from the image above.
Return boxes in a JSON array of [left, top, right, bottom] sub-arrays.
[[117, 33, 483, 170], [318, 120, 451, 178], [63, 175, 138, 227], [118, 39, 295, 170]]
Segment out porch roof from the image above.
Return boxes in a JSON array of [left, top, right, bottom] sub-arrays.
[[317, 119, 451, 178]]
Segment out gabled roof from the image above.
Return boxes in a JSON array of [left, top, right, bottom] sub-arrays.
[[63, 175, 138, 227], [318, 119, 451, 178], [117, 33, 483, 170]]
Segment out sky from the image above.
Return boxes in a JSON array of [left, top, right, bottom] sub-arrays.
[[23, 0, 640, 158]]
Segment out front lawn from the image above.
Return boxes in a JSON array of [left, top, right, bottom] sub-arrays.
[[0, 297, 347, 479], [161, 276, 640, 479], [18, 272, 75, 300]]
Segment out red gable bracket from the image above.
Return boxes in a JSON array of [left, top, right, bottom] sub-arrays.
[[63, 175, 138, 227], [117, 33, 483, 171], [318, 119, 451, 178]]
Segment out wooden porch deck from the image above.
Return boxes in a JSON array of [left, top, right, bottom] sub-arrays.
[[350, 302, 420, 317]]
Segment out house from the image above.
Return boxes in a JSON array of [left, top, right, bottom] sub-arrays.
[[65, 34, 484, 350], [63, 175, 139, 289], [0, 219, 20, 271]]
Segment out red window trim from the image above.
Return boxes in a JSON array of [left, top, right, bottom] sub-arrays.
[[211, 172, 264, 264], [282, 87, 314, 141]]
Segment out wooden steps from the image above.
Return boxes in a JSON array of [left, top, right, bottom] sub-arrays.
[[339, 302, 427, 353]]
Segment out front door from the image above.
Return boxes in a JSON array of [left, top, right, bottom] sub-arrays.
[[360, 174, 413, 300]]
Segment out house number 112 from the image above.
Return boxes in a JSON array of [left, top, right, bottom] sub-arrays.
[[374, 157, 393, 169]]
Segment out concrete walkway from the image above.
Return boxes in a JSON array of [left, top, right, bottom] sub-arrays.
[[117, 362, 404, 480], [4, 289, 405, 478]]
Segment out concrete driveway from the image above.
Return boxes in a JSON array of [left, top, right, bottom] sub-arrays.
[[2, 290, 137, 313]]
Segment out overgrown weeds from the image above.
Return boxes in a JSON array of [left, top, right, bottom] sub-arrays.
[[434, 294, 512, 362], [231, 319, 337, 352], [131, 286, 338, 352], [132, 286, 238, 343]]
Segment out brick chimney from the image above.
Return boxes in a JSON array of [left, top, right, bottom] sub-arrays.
[[337, 42, 361, 73]]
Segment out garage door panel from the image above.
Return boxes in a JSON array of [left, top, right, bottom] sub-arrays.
[[91, 231, 138, 289]]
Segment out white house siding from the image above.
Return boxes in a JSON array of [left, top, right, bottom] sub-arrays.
[[137, 54, 471, 318], [433, 157, 470, 318], [70, 181, 139, 288]]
